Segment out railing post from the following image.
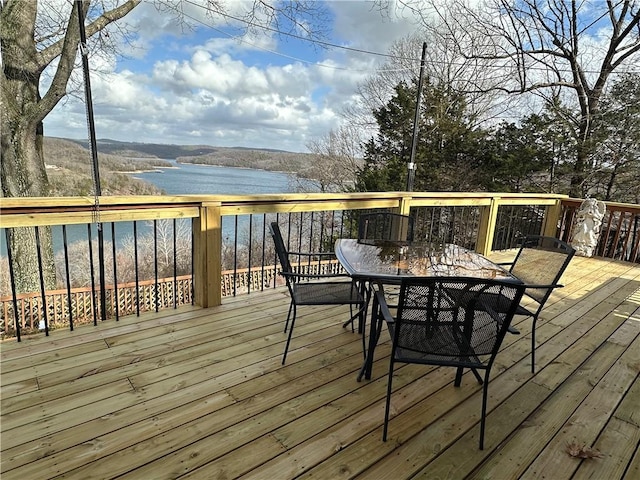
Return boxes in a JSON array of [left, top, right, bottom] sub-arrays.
[[476, 196, 500, 256], [542, 199, 563, 237], [398, 196, 413, 216], [193, 201, 222, 308]]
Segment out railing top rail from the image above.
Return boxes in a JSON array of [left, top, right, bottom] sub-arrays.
[[0, 195, 212, 210], [0, 192, 574, 228], [0, 192, 579, 229], [561, 198, 640, 213], [1, 192, 571, 211]]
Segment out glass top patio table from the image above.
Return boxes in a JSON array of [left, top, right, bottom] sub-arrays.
[[334, 239, 514, 282], [334, 239, 518, 381]]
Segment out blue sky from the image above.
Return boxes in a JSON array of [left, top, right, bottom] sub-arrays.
[[44, 1, 421, 153], [41, 1, 640, 154]]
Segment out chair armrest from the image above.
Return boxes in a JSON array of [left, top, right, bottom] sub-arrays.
[[279, 271, 350, 280], [288, 251, 337, 258], [521, 283, 564, 290]]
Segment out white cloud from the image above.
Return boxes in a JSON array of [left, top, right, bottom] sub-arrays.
[[43, 0, 421, 152], [328, 0, 418, 53]]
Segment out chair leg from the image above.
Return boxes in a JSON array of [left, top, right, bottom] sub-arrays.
[[479, 371, 491, 450], [284, 301, 294, 333], [343, 281, 368, 332], [361, 314, 367, 360], [358, 296, 381, 382], [454, 366, 464, 387], [531, 315, 538, 374], [383, 357, 395, 441], [470, 367, 484, 384], [282, 305, 297, 365]]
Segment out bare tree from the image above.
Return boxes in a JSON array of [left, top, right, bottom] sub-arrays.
[[334, 28, 515, 191], [300, 125, 363, 192], [389, 0, 640, 197], [589, 74, 640, 202], [0, 0, 328, 293], [2, 0, 141, 292], [343, 29, 509, 142], [55, 238, 115, 288]]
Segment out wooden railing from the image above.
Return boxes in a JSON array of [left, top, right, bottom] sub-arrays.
[[0, 275, 193, 336], [3, 191, 638, 339], [559, 198, 640, 263], [0, 261, 339, 337]]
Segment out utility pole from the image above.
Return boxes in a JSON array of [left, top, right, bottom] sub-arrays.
[[407, 41, 427, 192]]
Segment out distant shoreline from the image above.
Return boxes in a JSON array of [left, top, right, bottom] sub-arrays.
[[119, 166, 179, 174], [177, 161, 296, 175]]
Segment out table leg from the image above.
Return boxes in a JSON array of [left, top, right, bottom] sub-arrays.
[[358, 285, 379, 381]]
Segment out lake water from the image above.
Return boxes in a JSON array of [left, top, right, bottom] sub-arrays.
[[132, 160, 296, 195], [129, 161, 301, 245], [1, 162, 299, 256]]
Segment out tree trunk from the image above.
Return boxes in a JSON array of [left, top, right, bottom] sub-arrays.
[[1, 1, 57, 292], [1, 99, 57, 292], [570, 140, 588, 198]]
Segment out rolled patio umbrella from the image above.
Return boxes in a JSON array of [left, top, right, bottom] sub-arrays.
[[76, 0, 107, 321]]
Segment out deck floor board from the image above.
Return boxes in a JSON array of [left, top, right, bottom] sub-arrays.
[[1, 254, 639, 479]]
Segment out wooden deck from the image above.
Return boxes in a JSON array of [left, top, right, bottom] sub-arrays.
[[1, 253, 639, 479]]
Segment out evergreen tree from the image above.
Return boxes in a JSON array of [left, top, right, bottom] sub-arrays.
[[356, 79, 489, 192], [484, 108, 575, 194]]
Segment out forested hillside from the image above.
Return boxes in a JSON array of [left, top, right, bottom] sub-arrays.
[[68, 138, 219, 160], [178, 148, 318, 176], [44, 138, 168, 196], [65, 138, 321, 177]]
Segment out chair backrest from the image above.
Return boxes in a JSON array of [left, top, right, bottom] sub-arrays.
[[510, 235, 576, 304], [392, 277, 525, 362], [269, 222, 294, 279], [358, 212, 414, 245]]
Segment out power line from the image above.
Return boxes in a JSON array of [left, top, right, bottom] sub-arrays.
[[182, 0, 408, 60], [178, 0, 640, 76], [170, 0, 410, 73]]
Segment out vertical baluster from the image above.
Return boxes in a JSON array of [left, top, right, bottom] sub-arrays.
[[173, 218, 177, 309], [233, 215, 239, 297], [248, 214, 253, 295], [4, 229, 21, 341], [111, 222, 119, 321], [629, 213, 640, 262], [33, 227, 49, 335], [428, 207, 436, 243], [286, 212, 292, 251], [274, 213, 281, 288], [87, 224, 98, 325], [298, 212, 311, 268], [153, 220, 159, 312], [134, 221, 140, 316], [476, 206, 482, 249], [309, 211, 314, 271], [464, 206, 472, 249], [62, 226, 73, 331], [319, 211, 325, 253], [611, 209, 626, 260], [260, 214, 267, 292], [190, 220, 195, 305]]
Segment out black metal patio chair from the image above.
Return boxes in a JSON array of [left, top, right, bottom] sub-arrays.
[[357, 212, 415, 245], [498, 235, 576, 373], [374, 276, 526, 449], [351, 212, 416, 329], [269, 222, 365, 364]]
